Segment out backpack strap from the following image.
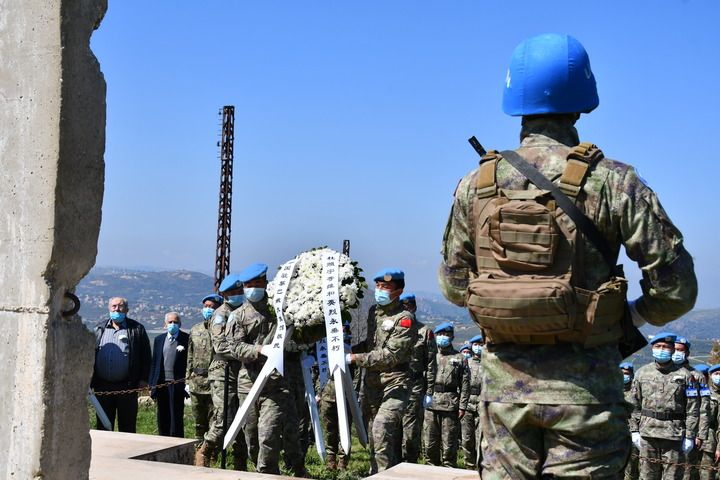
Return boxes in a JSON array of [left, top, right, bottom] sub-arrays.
[[475, 150, 500, 198], [558, 142, 603, 198]]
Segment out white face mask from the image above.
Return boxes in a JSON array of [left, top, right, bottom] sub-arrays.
[[712, 374, 720, 386], [471, 344, 482, 355]]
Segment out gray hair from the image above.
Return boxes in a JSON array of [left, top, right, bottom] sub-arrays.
[[165, 311, 181, 325]]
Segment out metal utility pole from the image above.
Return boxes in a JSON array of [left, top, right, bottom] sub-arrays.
[[214, 106, 234, 293]]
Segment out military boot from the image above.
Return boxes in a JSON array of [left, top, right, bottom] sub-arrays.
[[232, 447, 247, 471], [338, 455, 349, 470], [194, 441, 214, 467], [326, 454, 337, 470]]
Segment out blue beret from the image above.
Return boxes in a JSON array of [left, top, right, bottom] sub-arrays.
[[434, 322, 454, 334], [709, 364, 720, 375], [218, 273, 243, 293], [373, 268, 404, 282], [460, 343, 471, 351], [202, 294, 223, 305], [675, 336, 691, 349], [619, 362, 634, 370], [469, 334, 484, 344], [400, 293, 416, 302], [238, 263, 269, 283], [695, 364, 709, 374], [650, 332, 677, 345]]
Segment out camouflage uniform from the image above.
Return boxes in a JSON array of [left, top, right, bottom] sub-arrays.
[[401, 320, 436, 463], [698, 383, 720, 480], [319, 368, 351, 467], [222, 296, 324, 475], [681, 363, 711, 480], [236, 355, 259, 466], [630, 361, 701, 479], [283, 343, 311, 473], [201, 302, 247, 468], [353, 300, 417, 472], [186, 318, 214, 440], [625, 377, 640, 480], [423, 346, 468, 467], [439, 117, 698, 478], [358, 305, 382, 474], [461, 353, 482, 470]]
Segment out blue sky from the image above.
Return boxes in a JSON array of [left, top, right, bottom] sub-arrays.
[[92, 1, 719, 309]]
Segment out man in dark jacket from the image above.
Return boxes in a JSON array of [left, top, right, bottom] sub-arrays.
[[149, 311, 189, 437], [91, 297, 151, 433]]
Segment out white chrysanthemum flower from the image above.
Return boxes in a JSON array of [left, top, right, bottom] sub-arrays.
[[267, 247, 366, 326]]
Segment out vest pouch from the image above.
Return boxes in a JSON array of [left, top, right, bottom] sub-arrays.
[[487, 196, 560, 272], [581, 277, 627, 347], [466, 275, 577, 336]]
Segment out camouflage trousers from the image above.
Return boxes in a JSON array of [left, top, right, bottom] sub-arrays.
[[685, 446, 701, 480], [189, 391, 213, 440], [423, 409, 460, 467], [320, 395, 350, 462], [401, 378, 424, 463], [461, 408, 481, 470], [624, 444, 639, 480], [360, 372, 383, 474], [371, 385, 409, 472], [236, 391, 259, 466], [697, 449, 718, 480], [256, 388, 303, 474], [285, 374, 311, 467], [480, 402, 630, 479], [204, 377, 249, 467], [640, 437, 683, 480]]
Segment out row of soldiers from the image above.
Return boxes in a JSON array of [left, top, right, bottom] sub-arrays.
[[623, 332, 720, 480], [184, 263, 487, 474]]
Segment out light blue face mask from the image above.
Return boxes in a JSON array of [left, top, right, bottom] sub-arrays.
[[623, 374, 632, 385], [436, 335, 451, 348], [202, 307, 214, 321], [472, 345, 482, 356], [227, 295, 245, 308], [462, 352, 471, 360], [245, 287, 265, 303], [110, 312, 126, 324], [375, 289, 392, 306], [167, 323, 179, 336], [652, 348, 673, 363], [671, 351, 686, 365], [712, 375, 720, 386]]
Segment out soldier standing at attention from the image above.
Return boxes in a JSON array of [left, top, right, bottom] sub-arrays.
[[423, 322, 468, 468], [399, 293, 437, 464], [621, 362, 639, 480], [461, 333, 484, 471], [187, 294, 223, 443], [194, 274, 247, 469], [703, 365, 720, 480], [439, 33, 697, 477], [630, 333, 700, 479], [673, 337, 710, 480], [346, 268, 417, 473]]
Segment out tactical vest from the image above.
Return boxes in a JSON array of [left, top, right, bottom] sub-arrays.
[[466, 142, 626, 347]]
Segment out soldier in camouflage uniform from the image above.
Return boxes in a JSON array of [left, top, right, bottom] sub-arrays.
[[439, 33, 697, 478], [194, 275, 248, 469], [630, 332, 701, 479], [423, 322, 468, 467], [218, 263, 324, 476], [673, 337, 711, 480], [621, 362, 639, 480], [357, 302, 382, 474], [347, 268, 418, 473], [399, 293, 437, 464], [186, 294, 223, 442], [461, 333, 484, 471], [702, 365, 720, 480]]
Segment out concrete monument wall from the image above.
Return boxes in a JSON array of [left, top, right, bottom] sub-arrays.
[[0, 0, 107, 478]]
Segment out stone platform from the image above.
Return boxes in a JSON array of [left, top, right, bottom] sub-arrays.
[[89, 430, 477, 479]]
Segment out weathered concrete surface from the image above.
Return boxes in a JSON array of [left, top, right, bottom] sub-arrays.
[[0, 0, 106, 479], [90, 431, 301, 479], [367, 462, 479, 480]]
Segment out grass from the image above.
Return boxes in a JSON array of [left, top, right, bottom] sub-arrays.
[[90, 401, 471, 479]]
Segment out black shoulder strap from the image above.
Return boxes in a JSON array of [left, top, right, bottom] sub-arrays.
[[498, 149, 616, 269]]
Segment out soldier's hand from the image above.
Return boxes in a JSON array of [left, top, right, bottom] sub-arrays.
[[715, 450, 720, 463], [458, 409, 465, 419], [696, 438, 704, 449], [345, 353, 355, 365]]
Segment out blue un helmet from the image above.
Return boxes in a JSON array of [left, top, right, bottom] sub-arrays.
[[503, 33, 599, 116]]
